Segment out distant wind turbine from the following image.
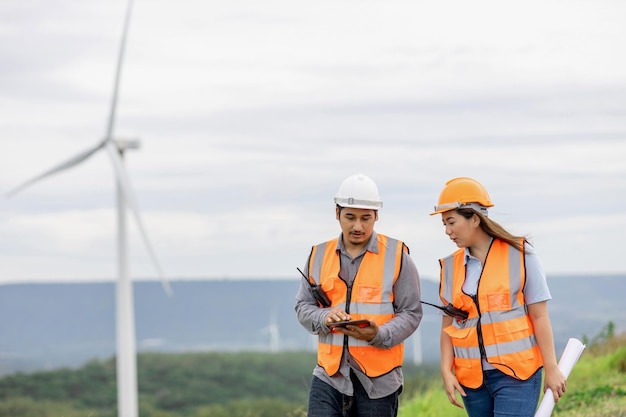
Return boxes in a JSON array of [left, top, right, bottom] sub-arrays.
[[260, 309, 281, 352], [5, 1, 171, 417]]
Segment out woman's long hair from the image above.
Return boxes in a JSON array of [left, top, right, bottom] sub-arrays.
[[456, 208, 527, 253]]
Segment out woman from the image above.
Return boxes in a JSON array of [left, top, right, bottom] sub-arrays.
[[430, 177, 567, 417]]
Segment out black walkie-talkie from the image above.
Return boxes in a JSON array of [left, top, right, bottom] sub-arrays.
[[297, 267, 331, 308], [421, 300, 469, 320]]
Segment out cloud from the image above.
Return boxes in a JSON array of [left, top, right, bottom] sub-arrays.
[[1, 0, 625, 283]]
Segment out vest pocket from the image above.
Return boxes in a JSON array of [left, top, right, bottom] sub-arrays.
[[489, 311, 531, 337], [356, 285, 383, 303], [486, 292, 511, 311], [443, 324, 473, 342], [323, 279, 343, 302], [454, 356, 475, 369], [485, 314, 535, 361], [445, 325, 480, 369]]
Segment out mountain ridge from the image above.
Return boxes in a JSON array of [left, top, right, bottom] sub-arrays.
[[1, 275, 623, 375]]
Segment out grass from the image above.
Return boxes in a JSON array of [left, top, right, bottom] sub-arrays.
[[399, 332, 626, 417], [399, 382, 467, 417], [552, 333, 626, 417]]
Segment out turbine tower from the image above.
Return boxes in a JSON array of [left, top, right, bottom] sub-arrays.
[[5, 1, 170, 417]]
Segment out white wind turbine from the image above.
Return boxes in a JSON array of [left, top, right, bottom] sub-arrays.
[[260, 309, 281, 352], [6, 1, 171, 417]]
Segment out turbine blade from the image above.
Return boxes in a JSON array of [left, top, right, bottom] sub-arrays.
[[5, 140, 107, 198], [105, 141, 173, 297], [103, 0, 133, 143]]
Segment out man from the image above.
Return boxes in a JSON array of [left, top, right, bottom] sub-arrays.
[[295, 173, 423, 417]]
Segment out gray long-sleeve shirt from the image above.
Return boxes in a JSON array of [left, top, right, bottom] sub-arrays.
[[295, 231, 423, 399]]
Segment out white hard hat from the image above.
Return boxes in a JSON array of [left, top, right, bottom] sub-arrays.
[[334, 174, 383, 210]]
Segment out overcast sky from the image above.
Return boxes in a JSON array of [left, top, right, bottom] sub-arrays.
[[1, 0, 625, 285]]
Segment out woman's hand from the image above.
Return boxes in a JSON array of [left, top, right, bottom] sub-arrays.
[[544, 364, 567, 402], [442, 369, 466, 409]]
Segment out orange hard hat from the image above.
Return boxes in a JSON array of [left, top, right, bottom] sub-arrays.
[[430, 177, 494, 216]]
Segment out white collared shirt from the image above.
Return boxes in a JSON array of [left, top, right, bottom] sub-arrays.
[[462, 243, 552, 304]]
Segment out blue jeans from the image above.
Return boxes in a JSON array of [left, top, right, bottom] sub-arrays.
[[461, 368, 542, 417], [307, 373, 400, 417]]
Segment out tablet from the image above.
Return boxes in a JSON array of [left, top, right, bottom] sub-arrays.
[[328, 319, 370, 329]]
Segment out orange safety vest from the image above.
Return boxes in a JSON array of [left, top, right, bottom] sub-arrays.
[[308, 234, 406, 377], [439, 238, 543, 388]]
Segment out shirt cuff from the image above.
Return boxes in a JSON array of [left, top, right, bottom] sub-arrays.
[[368, 326, 389, 348]]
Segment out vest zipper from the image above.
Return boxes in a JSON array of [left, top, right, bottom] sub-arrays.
[[473, 239, 494, 363], [472, 294, 487, 361], [340, 272, 351, 349]]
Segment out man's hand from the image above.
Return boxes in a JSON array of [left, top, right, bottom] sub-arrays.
[[323, 308, 378, 341], [333, 320, 378, 342], [324, 307, 351, 325]]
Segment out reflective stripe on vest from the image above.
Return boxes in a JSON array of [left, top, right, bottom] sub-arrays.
[[439, 238, 543, 388], [309, 234, 405, 377]]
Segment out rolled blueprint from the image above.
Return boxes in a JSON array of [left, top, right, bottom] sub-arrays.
[[534, 338, 586, 417]]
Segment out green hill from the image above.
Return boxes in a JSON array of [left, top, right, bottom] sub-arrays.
[[0, 351, 315, 417], [0, 326, 623, 417]]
